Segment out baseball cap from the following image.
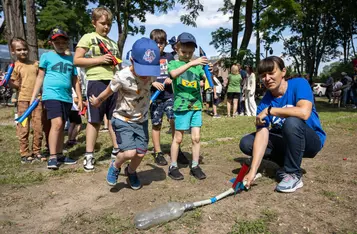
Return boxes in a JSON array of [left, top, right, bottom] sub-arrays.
[[49, 28, 69, 40], [177, 32, 197, 48], [131, 38, 160, 77]]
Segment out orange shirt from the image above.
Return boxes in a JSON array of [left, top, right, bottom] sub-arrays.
[[11, 60, 39, 101]]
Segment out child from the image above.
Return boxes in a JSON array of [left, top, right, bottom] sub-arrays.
[[149, 29, 189, 166], [89, 37, 160, 190], [212, 67, 223, 118], [65, 88, 83, 149], [31, 28, 82, 169], [226, 65, 242, 117], [168, 32, 209, 180], [74, 7, 119, 171], [9, 38, 45, 163]]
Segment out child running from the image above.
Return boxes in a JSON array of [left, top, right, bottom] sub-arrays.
[[74, 7, 119, 172], [31, 28, 82, 169], [149, 29, 189, 166], [9, 38, 45, 163], [89, 38, 160, 190], [168, 32, 209, 180]]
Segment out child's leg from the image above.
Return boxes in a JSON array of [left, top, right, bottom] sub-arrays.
[[150, 101, 165, 153], [68, 122, 75, 140], [48, 117, 64, 156], [17, 101, 31, 159], [31, 102, 44, 156], [191, 127, 201, 165], [170, 130, 184, 165]]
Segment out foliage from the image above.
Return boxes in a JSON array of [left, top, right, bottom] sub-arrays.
[[319, 61, 355, 81]]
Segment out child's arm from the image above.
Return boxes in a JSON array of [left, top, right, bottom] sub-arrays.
[[74, 47, 113, 68], [89, 85, 114, 108], [169, 57, 208, 79], [213, 86, 217, 99], [72, 76, 83, 111], [30, 69, 45, 104]]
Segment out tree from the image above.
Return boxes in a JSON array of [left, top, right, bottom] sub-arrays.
[[238, 0, 253, 61], [25, 0, 38, 60], [1, 0, 26, 59]]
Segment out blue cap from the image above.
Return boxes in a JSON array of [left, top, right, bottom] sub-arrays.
[[177, 32, 197, 48], [131, 38, 160, 77]]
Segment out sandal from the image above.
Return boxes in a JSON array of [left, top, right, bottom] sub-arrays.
[[21, 156, 34, 164], [34, 153, 47, 162]]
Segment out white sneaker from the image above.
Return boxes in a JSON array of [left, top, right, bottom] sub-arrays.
[[83, 154, 95, 172]]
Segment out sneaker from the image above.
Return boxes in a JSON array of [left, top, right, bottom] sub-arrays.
[[177, 149, 189, 165], [58, 156, 77, 165], [83, 154, 95, 172], [190, 166, 206, 180], [106, 160, 120, 186], [47, 157, 58, 169], [168, 166, 184, 180], [213, 115, 221, 118], [153, 152, 167, 166], [126, 166, 142, 190], [275, 174, 303, 193]]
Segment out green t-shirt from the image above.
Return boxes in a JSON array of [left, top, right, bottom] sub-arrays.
[[227, 74, 242, 93], [76, 32, 119, 80], [168, 60, 205, 111]]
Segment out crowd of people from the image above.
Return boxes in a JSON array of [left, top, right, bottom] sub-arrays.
[[2, 6, 330, 193]]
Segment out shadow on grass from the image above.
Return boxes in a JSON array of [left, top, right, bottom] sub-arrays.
[[315, 100, 356, 113]]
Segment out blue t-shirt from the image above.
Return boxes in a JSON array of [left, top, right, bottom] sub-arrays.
[[151, 52, 174, 100], [257, 78, 326, 148], [39, 51, 78, 103]]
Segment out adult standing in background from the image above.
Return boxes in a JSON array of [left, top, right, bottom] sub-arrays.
[[245, 66, 257, 116]]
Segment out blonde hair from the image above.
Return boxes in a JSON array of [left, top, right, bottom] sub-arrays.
[[92, 7, 113, 23], [231, 65, 239, 75]]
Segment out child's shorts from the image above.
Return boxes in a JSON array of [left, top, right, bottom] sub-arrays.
[[205, 92, 213, 103], [87, 80, 118, 124], [111, 118, 149, 155], [174, 110, 202, 130], [43, 100, 72, 120], [213, 97, 222, 106], [69, 111, 82, 124], [150, 98, 174, 126]]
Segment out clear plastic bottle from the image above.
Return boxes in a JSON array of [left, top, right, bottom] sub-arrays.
[[134, 202, 193, 230]]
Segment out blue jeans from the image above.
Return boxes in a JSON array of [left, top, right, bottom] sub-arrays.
[[342, 88, 351, 106], [239, 117, 322, 176]]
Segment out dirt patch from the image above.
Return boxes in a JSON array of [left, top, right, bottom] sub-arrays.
[[1, 118, 357, 233]]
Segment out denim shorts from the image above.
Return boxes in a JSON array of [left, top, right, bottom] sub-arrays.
[[111, 118, 149, 154], [174, 110, 202, 130], [150, 98, 174, 126]]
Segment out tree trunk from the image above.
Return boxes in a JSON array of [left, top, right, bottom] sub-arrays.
[[25, 0, 38, 61], [239, 0, 253, 52], [231, 0, 242, 58], [255, 0, 260, 68], [117, 0, 129, 60], [2, 0, 26, 60]]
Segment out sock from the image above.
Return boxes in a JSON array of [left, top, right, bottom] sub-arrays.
[[191, 160, 198, 168], [49, 154, 57, 159], [112, 148, 120, 155], [170, 162, 178, 168], [85, 152, 94, 158]]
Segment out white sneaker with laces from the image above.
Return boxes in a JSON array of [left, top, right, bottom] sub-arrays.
[[83, 154, 95, 172]]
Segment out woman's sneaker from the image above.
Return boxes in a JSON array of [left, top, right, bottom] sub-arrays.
[[106, 160, 120, 186], [275, 174, 303, 193], [126, 166, 142, 190], [83, 153, 95, 172], [190, 166, 206, 180]]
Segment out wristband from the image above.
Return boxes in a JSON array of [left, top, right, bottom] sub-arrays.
[[267, 105, 272, 116]]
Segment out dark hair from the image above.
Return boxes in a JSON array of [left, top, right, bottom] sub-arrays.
[[257, 56, 285, 76], [150, 29, 167, 43], [10, 37, 28, 50]]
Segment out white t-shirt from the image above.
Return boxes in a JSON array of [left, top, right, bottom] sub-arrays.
[[213, 76, 222, 94], [110, 67, 155, 123]]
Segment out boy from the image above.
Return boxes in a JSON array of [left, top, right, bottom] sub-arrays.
[[149, 29, 189, 166], [74, 7, 119, 171], [168, 32, 209, 180], [64, 88, 83, 149], [89, 37, 160, 190], [212, 67, 223, 118], [31, 28, 82, 169], [9, 38, 45, 163]]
